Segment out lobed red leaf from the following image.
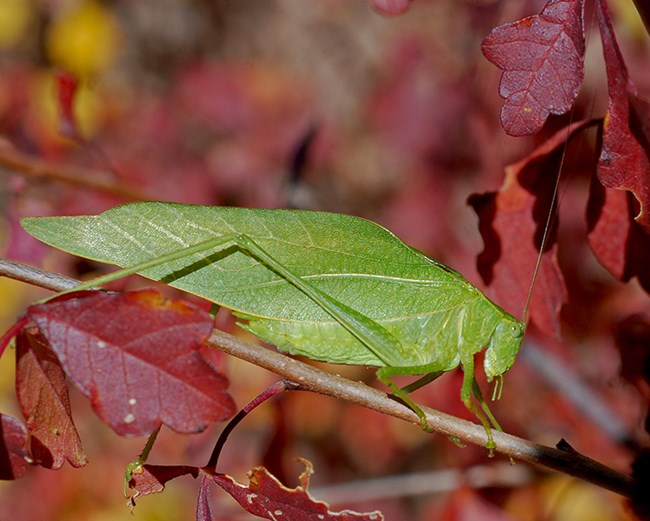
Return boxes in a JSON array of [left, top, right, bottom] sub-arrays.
[[213, 459, 384, 520], [469, 120, 595, 336], [0, 414, 30, 480], [128, 463, 199, 499], [482, 0, 585, 136], [27, 289, 236, 437], [595, 0, 650, 232], [587, 180, 650, 292], [15, 327, 87, 469]]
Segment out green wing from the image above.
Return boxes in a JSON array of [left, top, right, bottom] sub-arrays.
[[22, 202, 494, 367], [21, 202, 477, 317]]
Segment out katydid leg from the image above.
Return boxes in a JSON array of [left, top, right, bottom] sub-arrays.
[[400, 371, 444, 394], [460, 355, 496, 452], [377, 368, 432, 432]]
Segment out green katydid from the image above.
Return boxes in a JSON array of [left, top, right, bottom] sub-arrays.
[[21, 202, 526, 449]]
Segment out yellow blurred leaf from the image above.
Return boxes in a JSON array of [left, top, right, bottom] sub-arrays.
[[46, 0, 122, 76], [0, 0, 34, 49]]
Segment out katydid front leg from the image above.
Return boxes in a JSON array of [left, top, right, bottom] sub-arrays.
[[460, 355, 503, 453]]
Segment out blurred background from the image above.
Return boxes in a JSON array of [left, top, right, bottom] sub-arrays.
[[0, 0, 649, 519]]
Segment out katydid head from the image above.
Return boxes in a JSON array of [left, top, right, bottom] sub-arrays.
[[484, 316, 525, 383]]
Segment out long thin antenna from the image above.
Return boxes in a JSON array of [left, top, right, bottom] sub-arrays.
[[522, 142, 566, 324]]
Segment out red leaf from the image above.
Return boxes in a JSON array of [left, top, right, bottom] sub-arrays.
[[587, 179, 650, 291], [27, 289, 236, 436], [469, 120, 594, 336], [197, 475, 215, 521], [482, 0, 585, 136], [0, 414, 30, 480], [213, 459, 384, 521], [596, 0, 650, 231], [15, 327, 87, 469], [614, 313, 650, 391], [128, 464, 199, 499]]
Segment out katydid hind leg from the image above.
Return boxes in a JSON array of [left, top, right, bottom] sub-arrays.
[[233, 234, 405, 367], [399, 371, 444, 394], [52, 234, 241, 298]]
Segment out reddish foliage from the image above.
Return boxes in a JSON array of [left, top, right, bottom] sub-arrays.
[[615, 313, 650, 404], [0, 414, 29, 480], [469, 120, 596, 335], [595, 0, 650, 230], [128, 464, 199, 499], [587, 180, 650, 292], [482, 0, 585, 136], [213, 459, 384, 521], [15, 327, 87, 469], [27, 289, 235, 436], [582, 0, 650, 292], [197, 475, 215, 521]]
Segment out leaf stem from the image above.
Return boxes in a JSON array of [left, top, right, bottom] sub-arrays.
[[204, 379, 300, 474]]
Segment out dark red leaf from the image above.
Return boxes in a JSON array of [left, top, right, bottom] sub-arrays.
[[128, 464, 199, 499], [614, 313, 650, 390], [213, 459, 384, 521], [587, 177, 650, 291], [482, 0, 585, 136], [0, 414, 29, 480], [469, 119, 594, 336], [595, 0, 650, 231], [15, 327, 87, 469], [197, 475, 215, 521], [28, 289, 236, 437]]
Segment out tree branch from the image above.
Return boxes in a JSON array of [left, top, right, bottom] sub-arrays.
[[0, 143, 149, 200], [0, 258, 637, 499]]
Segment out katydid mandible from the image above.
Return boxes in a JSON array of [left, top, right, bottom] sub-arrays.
[[21, 202, 526, 449]]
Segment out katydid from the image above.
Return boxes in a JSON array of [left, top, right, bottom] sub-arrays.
[[21, 202, 526, 449]]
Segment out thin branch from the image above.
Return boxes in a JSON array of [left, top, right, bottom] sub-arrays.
[[207, 329, 635, 498], [0, 144, 149, 200], [0, 258, 638, 499], [0, 259, 81, 291]]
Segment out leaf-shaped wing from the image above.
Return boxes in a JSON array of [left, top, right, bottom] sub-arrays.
[[21, 203, 475, 325]]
